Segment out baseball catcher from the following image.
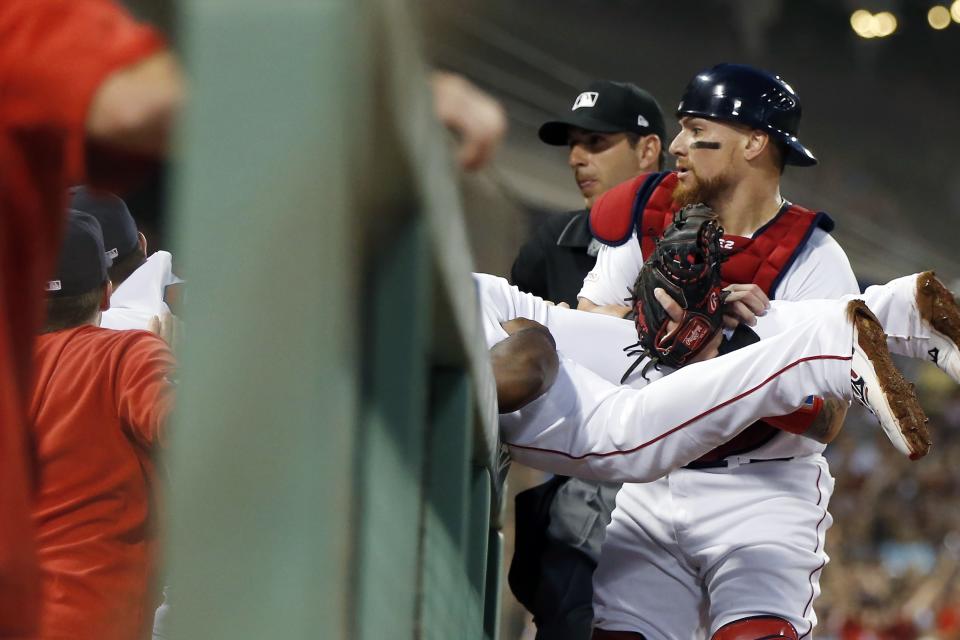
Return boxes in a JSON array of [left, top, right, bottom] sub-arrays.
[[621, 203, 727, 382]]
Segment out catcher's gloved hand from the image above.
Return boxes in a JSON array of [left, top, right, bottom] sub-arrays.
[[621, 203, 727, 382]]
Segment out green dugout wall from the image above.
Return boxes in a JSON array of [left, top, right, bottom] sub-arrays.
[[165, 1, 504, 638]]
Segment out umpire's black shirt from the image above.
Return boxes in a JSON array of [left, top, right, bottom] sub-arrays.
[[510, 210, 600, 308]]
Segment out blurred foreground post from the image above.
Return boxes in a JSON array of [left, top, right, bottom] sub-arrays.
[[166, 0, 502, 638]]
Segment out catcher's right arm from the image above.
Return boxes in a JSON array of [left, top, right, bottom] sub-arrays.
[[621, 204, 727, 382]]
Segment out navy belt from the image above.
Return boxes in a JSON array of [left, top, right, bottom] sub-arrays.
[[684, 456, 794, 470]]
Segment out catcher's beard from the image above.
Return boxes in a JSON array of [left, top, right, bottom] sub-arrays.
[[672, 167, 736, 209]]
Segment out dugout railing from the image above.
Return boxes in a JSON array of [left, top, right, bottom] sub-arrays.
[[164, 1, 505, 638]]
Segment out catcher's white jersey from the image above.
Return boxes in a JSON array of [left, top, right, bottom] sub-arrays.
[[579, 227, 858, 461], [579, 227, 855, 308], [575, 225, 858, 637]]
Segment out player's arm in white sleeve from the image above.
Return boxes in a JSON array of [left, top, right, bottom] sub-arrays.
[[475, 273, 644, 385], [577, 233, 644, 311], [773, 229, 860, 301]]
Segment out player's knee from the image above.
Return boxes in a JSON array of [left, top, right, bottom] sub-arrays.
[[711, 616, 799, 640]]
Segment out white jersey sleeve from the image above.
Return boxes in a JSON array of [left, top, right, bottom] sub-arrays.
[[100, 251, 180, 331], [577, 232, 645, 306], [772, 228, 859, 300]]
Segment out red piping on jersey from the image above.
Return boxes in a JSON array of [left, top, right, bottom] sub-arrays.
[[505, 354, 852, 460], [800, 466, 829, 640]]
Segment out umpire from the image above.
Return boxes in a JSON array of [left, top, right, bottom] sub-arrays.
[[508, 81, 666, 639], [510, 80, 666, 307]]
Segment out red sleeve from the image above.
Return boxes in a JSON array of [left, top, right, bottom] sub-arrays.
[[114, 333, 176, 449], [0, 0, 165, 180]]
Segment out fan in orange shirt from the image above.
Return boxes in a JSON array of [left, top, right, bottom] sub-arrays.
[[0, 2, 182, 633], [30, 211, 175, 640]]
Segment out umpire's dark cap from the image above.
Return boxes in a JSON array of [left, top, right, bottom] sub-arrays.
[[68, 185, 139, 261], [46, 211, 111, 297], [539, 80, 667, 146]]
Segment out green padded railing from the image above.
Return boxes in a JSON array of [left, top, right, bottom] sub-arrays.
[[164, 1, 503, 638]]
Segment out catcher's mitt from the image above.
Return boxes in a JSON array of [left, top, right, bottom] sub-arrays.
[[621, 203, 727, 382]]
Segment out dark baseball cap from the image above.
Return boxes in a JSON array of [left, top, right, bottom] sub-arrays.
[[68, 186, 139, 261], [46, 211, 111, 297], [539, 80, 667, 146]]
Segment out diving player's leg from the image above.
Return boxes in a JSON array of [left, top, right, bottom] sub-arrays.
[[482, 272, 931, 473], [750, 296, 854, 340], [750, 271, 960, 384], [860, 271, 960, 382], [501, 302, 855, 482]]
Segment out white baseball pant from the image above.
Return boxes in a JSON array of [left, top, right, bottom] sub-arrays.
[[476, 273, 852, 483]]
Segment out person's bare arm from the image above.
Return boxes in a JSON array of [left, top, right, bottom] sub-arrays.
[[577, 297, 596, 311], [147, 312, 181, 354], [577, 297, 631, 317], [490, 318, 559, 413], [86, 51, 185, 155], [799, 399, 848, 444], [431, 71, 507, 171]]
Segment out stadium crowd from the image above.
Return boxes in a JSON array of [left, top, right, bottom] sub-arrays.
[[819, 370, 960, 640]]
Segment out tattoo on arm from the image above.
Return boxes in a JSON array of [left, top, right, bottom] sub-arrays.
[[806, 398, 848, 444]]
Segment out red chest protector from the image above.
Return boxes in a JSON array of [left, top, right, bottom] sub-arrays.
[[590, 171, 835, 460], [590, 171, 835, 296]]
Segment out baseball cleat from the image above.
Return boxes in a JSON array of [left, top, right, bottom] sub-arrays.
[[916, 271, 960, 384], [848, 300, 931, 460]]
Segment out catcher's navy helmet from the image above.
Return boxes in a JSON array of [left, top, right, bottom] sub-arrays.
[[677, 63, 817, 167]]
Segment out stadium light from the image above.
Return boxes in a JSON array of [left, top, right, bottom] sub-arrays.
[[952, 0, 960, 23], [850, 9, 897, 38], [929, 5, 952, 29], [874, 12, 898, 36], [851, 9, 876, 38]]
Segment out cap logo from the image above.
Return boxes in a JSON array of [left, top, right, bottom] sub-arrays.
[[637, 115, 649, 127], [572, 92, 599, 110], [45, 280, 62, 292]]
